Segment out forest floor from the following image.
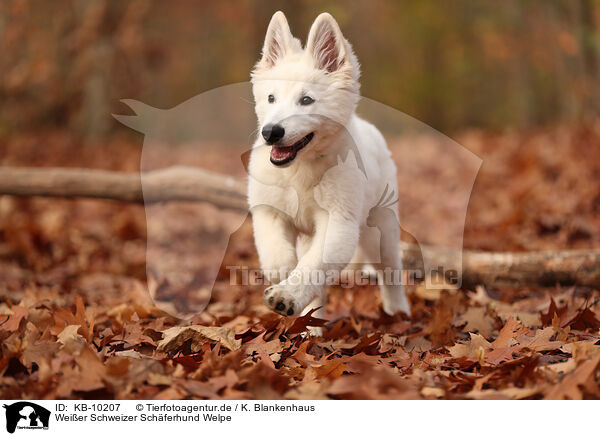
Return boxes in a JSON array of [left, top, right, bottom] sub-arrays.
[[1, 124, 599, 399]]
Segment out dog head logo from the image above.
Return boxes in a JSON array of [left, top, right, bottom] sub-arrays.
[[3, 402, 50, 433], [113, 15, 481, 317]]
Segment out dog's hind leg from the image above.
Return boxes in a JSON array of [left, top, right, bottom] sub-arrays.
[[369, 210, 411, 316]]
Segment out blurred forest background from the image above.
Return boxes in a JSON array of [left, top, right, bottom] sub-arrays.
[[2, 1, 600, 401], [1, 0, 600, 137]]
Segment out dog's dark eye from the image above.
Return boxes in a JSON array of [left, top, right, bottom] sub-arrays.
[[268, 94, 275, 103], [299, 96, 315, 106]]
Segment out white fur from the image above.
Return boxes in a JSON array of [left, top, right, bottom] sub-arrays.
[[248, 12, 410, 331]]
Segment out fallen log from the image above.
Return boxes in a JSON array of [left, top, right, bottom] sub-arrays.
[[0, 166, 247, 210], [401, 242, 600, 289], [0, 166, 599, 289]]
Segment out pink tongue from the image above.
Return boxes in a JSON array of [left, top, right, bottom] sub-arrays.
[[271, 146, 294, 161]]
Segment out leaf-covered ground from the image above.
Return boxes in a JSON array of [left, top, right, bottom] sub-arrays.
[[1, 126, 600, 400]]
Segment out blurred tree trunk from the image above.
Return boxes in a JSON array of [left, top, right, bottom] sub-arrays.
[[579, 0, 600, 120], [75, 0, 113, 141], [81, 41, 112, 140], [508, 2, 533, 127]]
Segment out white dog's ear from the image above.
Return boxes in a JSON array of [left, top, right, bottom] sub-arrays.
[[257, 11, 295, 69], [306, 13, 353, 74]]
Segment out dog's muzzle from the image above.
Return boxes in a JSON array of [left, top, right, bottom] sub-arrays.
[[269, 132, 314, 166]]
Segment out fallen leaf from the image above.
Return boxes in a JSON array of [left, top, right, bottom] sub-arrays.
[[545, 354, 600, 399], [157, 325, 241, 353], [447, 333, 491, 359], [453, 306, 495, 338], [0, 306, 29, 332]]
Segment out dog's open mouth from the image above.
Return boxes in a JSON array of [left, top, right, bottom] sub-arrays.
[[270, 132, 314, 166]]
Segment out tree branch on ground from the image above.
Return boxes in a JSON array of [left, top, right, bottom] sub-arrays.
[[1, 166, 599, 289]]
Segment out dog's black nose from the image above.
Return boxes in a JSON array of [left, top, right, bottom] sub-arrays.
[[262, 123, 285, 144]]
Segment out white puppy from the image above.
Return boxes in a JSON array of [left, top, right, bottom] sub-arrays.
[[248, 11, 410, 327]]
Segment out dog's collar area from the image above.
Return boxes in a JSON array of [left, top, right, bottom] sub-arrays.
[[270, 132, 314, 166]]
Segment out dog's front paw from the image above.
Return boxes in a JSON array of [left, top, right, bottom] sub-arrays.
[[263, 285, 298, 316]]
